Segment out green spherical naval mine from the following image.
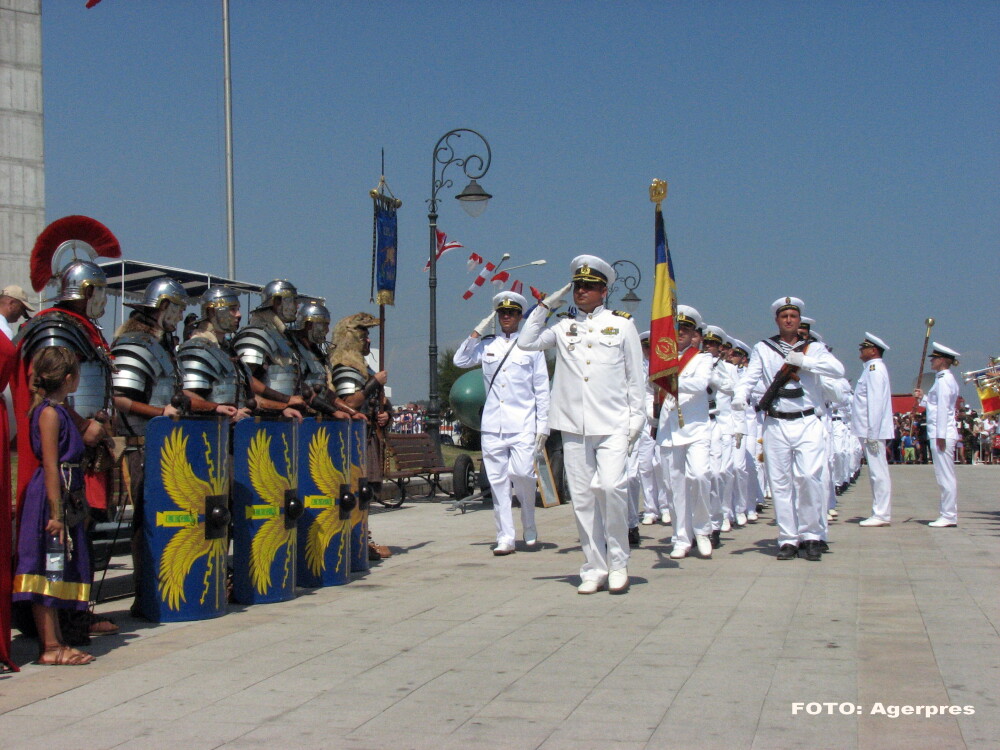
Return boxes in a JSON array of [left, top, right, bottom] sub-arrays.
[[449, 369, 486, 431]]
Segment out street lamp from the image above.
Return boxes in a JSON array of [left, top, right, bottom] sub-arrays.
[[427, 129, 492, 447], [608, 259, 642, 314]]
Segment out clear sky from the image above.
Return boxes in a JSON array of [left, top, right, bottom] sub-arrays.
[[40, 1, 998, 404]]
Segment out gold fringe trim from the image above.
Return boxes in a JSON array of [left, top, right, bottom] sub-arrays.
[[13, 574, 91, 604]]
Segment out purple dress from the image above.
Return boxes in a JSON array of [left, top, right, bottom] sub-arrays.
[[12, 400, 91, 610]]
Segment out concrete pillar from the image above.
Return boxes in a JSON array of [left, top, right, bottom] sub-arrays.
[[0, 0, 43, 297]]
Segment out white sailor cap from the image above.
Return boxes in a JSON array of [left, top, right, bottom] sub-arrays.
[[810, 330, 825, 342], [799, 316, 816, 329], [570, 254, 616, 286], [860, 332, 889, 352], [730, 338, 750, 356], [703, 324, 726, 344], [929, 341, 960, 362], [493, 291, 527, 312], [676, 304, 703, 330], [771, 296, 804, 316], [639, 330, 651, 342]]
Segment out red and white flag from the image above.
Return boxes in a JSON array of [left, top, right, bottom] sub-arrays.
[[510, 280, 523, 295], [490, 271, 510, 290], [462, 262, 496, 300], [467, 252, 484, 272], [424, 230, 463, 271]]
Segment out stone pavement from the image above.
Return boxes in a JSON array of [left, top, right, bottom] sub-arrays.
[[1, 464, 998, 749]]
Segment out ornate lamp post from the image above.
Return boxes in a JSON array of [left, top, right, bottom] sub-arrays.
[[427, 129, 492, 447], [608, 259, 642, 314]]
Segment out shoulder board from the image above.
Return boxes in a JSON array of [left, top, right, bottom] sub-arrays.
[[611, 310, 632, 319], [481, 334, 496, 341], [869, 363, 876, 371], [556, 312, 572, 319]]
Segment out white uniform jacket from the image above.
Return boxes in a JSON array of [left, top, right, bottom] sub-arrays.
[[921, 369, 960, 440], [518, 304, 644, 437], [656, 348, 713, 447], [850, 358, 893, 440], [712, 359, 738, 435], [453, 331, 550, 436], [734, 338, 845, 415]]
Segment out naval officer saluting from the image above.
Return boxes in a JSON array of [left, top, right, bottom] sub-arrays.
[[454, 291, 550, 555], [518, 255, 645, 594]]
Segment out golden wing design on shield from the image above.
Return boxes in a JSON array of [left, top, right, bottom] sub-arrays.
[[159, 428, 228, 611], [247, 431, 295, 594], [305, 427, 348, 575]]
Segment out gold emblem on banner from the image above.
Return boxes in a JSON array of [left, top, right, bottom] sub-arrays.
[[655, 336, 678, 362]]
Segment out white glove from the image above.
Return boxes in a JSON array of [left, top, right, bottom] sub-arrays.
[[731, 395, 747, 412], [662, 393, 677, 412], [735, 433, 744, 449], [784, 351, 804, 367], [627, 424, 642, 455], [473, 311, 496, 337], [534, 433, 548, 454], [865, 439, 880, 451], [542, 282, 573, 310]]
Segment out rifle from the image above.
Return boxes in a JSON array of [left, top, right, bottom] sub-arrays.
[[757, 341, 810, 415]]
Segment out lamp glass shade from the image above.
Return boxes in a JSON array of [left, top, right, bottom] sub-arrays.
[[456, 179, 491, 218], [620, 289, 641, 314]]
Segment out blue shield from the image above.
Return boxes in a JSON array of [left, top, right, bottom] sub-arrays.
[[140, 416, 230, 623], [232, 418, 300, 605], [348, 420, 370, 573], [296, 418, 353, 587]]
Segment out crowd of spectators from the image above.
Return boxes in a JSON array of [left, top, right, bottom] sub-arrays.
[[888, 409, 997, 465]]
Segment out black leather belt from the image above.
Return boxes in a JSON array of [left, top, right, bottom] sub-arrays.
[[832, 417, 843, 422], [767, 407, 816, 420]]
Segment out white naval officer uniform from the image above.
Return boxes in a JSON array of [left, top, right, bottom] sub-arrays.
[[657, 344, 714, 554], [921, 344, 961, 524], [850, 338, 894, 523], [518, 301, 645, 585], [454, 298, 549, 549], [734, 303, 845, 550]]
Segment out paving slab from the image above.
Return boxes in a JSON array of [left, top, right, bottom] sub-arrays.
[[1, 463, 998, 749]]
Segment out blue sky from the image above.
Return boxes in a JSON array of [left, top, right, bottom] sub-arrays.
[[41, 1, 998, 404]]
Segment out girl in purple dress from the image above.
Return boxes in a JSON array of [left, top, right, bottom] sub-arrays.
[[12, 347, 94, 665]]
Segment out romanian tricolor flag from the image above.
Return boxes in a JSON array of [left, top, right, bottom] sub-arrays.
[[648, 180, 679, 399]]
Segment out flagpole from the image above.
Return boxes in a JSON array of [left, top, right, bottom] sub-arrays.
[[222, 0, 236, 278]]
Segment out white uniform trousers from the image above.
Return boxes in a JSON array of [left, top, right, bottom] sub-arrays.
[[562, 432, 630, 581], [752, 411, 770, 498], [481, 430, 537, 546], [709, 423, 736, 526], [930, 438, 958, 523], [663, 438, 711, 550], [862, 438, 892, 521], [626, 441, 641, 528], [637, 429, 664, 516], [732, 436, 750, 515], [763, 414, 827, 546]]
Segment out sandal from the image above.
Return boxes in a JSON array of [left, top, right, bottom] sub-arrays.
[[88, 615, 120, 636], [36, 646, 95, 666]]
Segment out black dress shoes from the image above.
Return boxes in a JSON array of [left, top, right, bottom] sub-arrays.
[[710, 530, 721, 549], [628, 526, 641, 547], [799, 541, 822, 561], [816, 540, 829, 553], [776, 544, 798, 560]]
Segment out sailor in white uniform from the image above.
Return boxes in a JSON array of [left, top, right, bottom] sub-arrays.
[[658, 306, 715, 560], [851, 333, 894, 526], [454, 291, 550, 555], [914, 342, 962, 527], [704, 325, 737, 543], [732, 297, 845, 561], [637, 332, 668, 528], [728, 338, 756, 525], [518, 255, 645, 594]]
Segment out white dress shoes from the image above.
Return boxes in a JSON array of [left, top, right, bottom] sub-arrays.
[[828, 508, 839, 518], [735, 512, 747, 527], [577, 579, 607, 595], [660, 509, 672, 525], [641, 512, 657, 526], [695, 534, 713, 558], [608, 569, 629, 594], [746, 510, 758, 522], [523, 527, 538, 546], [721, 518, 732, 532], [493, 542, 515, 556], [928, 518, 957, 528], [859, 517, 890, 527], [669, 545, 689, 560]]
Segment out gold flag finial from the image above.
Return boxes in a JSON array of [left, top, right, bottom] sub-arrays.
[[649, 178, 667, 206]]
